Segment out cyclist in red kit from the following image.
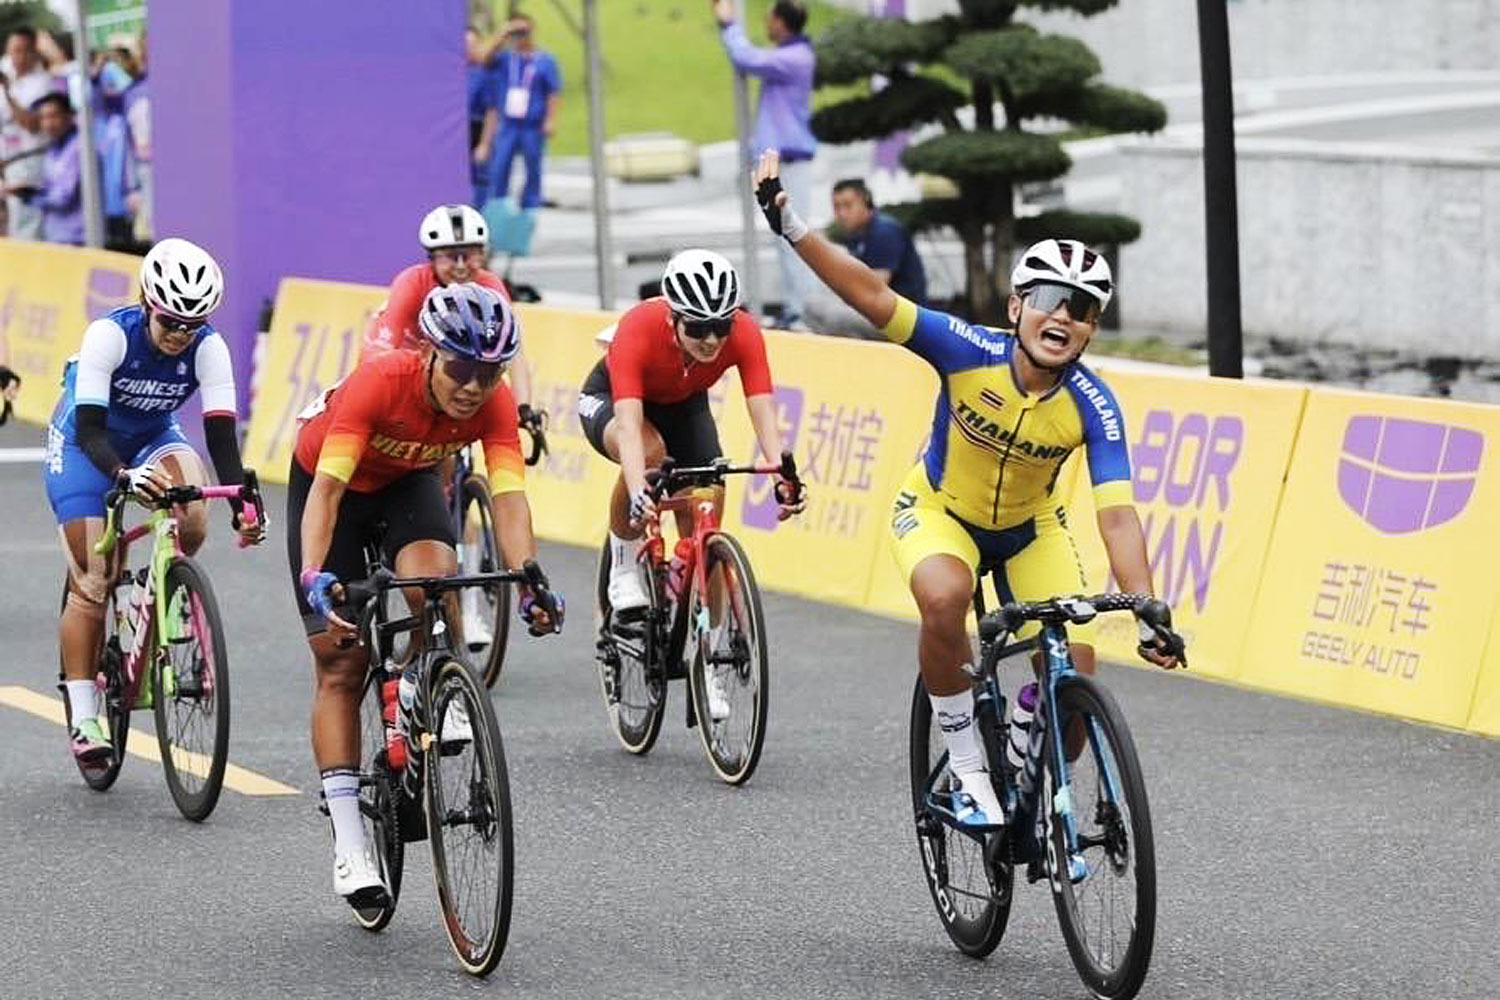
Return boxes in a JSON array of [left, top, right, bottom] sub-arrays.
[[578, 249, 805, 614]]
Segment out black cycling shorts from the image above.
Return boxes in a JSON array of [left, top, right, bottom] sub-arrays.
[[285, 457, 455, 635], [578, 358, 722, 468]]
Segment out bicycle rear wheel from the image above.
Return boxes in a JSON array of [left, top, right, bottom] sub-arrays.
[[58, 577, 131, 791], [153, 557, 231, 822], [909, 675, 1012, 958], [1045, 674, 1156, 1000], [352, 667, 404, 931], [594, 537, 666, 754], [425, 657, 513, 977], [689, 533, 768, 785], [458, 477, 512, 687]]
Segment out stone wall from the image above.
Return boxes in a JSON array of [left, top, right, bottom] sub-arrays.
[[1119, 136, 1500, 355]]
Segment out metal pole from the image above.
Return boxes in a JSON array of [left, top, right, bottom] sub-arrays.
[[583, 0, 615, 308], [732, 71, 761, 316], [72, 0, 104, 249], [1196, 0, 1242, 378]]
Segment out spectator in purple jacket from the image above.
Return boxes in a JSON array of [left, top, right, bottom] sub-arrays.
[[713, 0, 815, 330], [31, 92, 82, 245]]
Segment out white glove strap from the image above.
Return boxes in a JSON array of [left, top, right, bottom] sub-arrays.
[[780, 205, 810, 245]]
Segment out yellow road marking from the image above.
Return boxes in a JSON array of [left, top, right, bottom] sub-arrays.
[[0, 685, 300, 796]]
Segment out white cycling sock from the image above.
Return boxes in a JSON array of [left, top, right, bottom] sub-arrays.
[[321, 768, 366, 854], [609, 531, 642, 575], [930, 686, 986, 776], [65, 679, 98, 723]]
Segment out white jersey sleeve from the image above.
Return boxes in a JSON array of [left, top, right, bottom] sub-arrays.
[[73, 319, 129, 407], [195, 333, 238, 416]]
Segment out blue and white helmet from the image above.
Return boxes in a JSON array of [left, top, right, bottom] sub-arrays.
[[418, 283, 519, 363]]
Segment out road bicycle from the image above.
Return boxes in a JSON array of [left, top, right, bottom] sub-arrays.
[[909, 582, 1184, 1000], [338, 545, 557, 977], [594, 453, 800, 785], [446, 405, 549, 688], [58, 471, 266, 822]]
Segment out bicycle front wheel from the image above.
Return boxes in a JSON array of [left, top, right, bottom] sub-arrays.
[[458, 477, 511, 687], [425, 657, 514, 977], [689, 533, 768, 785], [909, 675, 1011, 958], [594, 536, 666, 754], [1045, 674, 1156, 1000], [154, 558, 230, 822]]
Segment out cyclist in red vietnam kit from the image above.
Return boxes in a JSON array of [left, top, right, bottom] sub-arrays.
[[361, 203, 540, 435], [578, 248, 806, 614], [289, 282, 562, 911]]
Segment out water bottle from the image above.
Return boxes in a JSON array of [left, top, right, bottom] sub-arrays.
[[666, 538, 693, 599], [381, 678, 407, 771], [1005, 682, 1039, 771]]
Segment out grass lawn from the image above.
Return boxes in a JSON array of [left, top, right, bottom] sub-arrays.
[[477, 0, 854, 157]]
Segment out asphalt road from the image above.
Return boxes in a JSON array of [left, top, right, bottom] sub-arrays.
[[0, 418, 1495, 1000]]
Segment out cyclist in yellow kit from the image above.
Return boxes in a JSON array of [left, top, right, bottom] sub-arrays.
[[752, 150, 1182, 828]]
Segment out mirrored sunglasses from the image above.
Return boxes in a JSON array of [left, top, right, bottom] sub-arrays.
[[1024, 283, 1102, 323]]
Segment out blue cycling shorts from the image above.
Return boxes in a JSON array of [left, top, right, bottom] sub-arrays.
[[43, 421, 194, 523]]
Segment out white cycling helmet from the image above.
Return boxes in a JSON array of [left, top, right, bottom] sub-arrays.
[[139, 237, 224, 321], [661, 249, 742, 322], [1010, 238, 1113, 311], [419, 204, 489, 251]]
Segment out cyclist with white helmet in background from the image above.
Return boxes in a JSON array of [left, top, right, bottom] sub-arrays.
[[289, 281, 561, 910], [751, 150, 1182, 829], [44, 236, 264, 764], [579, 248, 806, 620], [361, 203, 537, 430]]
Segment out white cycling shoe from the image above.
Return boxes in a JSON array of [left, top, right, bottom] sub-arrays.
[[438, 699, 473, 754], [703, 665, 731, 722], [333, 843, 390, 909], [607, 563, 649, 613], [952, 770, 1007, 829], [460, 589, 494, 649]]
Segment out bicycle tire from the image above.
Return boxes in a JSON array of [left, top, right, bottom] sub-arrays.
[[458, 477, 512, 688], [908, 675, 1012, 958], [688, 533, 768, 785], [425, 656, 514, 977], [352, 666, 404, 931], [594, 536, 666, 755], [154, 557, 230, 822], [58, 577, 131, 791], [1045, 674, 1156, 1000]]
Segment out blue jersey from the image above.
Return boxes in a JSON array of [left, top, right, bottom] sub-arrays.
[[51, 304, 237, 447]]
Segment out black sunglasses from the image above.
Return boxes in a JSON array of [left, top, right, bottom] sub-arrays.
[[679, 316, 734, 341], [439, 352, 506, 388], [1023, 283, 1102, 323], [157, 314, 205, 335]]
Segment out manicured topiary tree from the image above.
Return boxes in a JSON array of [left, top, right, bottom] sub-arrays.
[[812, 0, 1166, 322]]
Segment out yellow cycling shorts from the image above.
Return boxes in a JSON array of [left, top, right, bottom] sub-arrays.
[[887, 464, 1096, 643]]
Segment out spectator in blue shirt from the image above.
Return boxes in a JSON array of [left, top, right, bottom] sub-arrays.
[[474, 15, 561, 212], [30, 91, 82, 245], [714, 0, 815, 330], [831, 178, 926, 304]]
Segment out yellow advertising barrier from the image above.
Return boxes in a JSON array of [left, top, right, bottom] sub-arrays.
[[713, 334, 935, 608], [1466, 607, 1500, 736], [1065, 370, 1308, 680], [1243, 389, 1500, 729], [242, 277, 386, 478], [0, 238, 141, 425]]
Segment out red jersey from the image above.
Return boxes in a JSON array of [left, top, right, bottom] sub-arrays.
[[605, 298, 773, 404], [361, 264, 511, 357], [294, 351, 525, 495]]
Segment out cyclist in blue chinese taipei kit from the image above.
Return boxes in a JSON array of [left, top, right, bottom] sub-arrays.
[[44, 237, 264, 764], [752, 151, 1182, 828]]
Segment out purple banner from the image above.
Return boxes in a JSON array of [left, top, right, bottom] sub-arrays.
[[152, 0, 468, 420]]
